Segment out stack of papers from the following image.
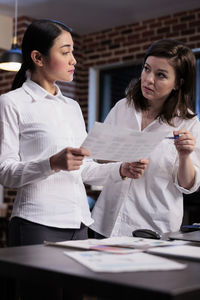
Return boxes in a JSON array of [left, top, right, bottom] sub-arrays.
[[45, 236, 188, 273], [44, 236, 179, 252]]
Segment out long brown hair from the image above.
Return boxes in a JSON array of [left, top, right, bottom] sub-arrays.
[[126, 39, 196, 125]]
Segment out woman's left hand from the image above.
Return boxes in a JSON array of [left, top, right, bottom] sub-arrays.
[[174, 129, 195, 158], [120, 159, 149, 179]]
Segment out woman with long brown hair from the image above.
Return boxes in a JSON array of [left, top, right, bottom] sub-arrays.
[[91, 39, 200, 238]]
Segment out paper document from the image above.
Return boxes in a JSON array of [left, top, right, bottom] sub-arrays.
[[64, 251, 186, 272], [147, 245, 200, 261], [44, 236, 184, 252], [81, 122, 165, 161]]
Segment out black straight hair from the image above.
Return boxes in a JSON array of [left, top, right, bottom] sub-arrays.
[[11, 19, 72, 90]]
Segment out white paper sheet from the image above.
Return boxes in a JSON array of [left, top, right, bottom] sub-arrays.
[[147, 245, 200, 261], [45, 236, 186, 251], [64, 251, 187, 272], [81, 122, 165, 161]]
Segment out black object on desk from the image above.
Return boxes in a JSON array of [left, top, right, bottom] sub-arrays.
[[132, 229, 161, 239], [181, 224, 200, 232]]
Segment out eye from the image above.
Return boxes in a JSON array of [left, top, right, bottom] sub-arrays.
[[63, 52, 70, 55], [143, 65, 150, 72], [157, 72, 166, 78]]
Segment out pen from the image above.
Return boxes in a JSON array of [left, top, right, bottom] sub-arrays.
[[165, 135, 179, 140], [182, 225, 200, 228]]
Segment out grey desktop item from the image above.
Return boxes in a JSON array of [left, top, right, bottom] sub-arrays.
[[169, 230, 200, 242]]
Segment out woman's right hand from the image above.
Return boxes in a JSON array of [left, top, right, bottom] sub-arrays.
[[50, 147, 90, 172]]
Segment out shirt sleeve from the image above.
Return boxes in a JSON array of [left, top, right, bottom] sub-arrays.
[[81, 158, 122, 185], [173, 119, 200, 194], [0, 95, 55, 188]]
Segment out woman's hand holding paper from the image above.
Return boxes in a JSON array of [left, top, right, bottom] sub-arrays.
[[50, 147, 90, 172], [120, 159, 149, 179]]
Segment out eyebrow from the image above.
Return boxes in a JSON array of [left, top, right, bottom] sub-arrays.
[[60, 44, 72, 48], [145, 62, 169, 74]]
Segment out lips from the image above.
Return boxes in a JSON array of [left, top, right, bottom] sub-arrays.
[[69, 69, 75, 74], [143, 86, 154, 93]]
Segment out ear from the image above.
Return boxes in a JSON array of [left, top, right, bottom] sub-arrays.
[[31, 50, 44, 67]]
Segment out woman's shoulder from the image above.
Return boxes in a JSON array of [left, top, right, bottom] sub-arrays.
[[105, 98, 136, 125], [61, 95, 81, 109], [61, 94, 77, 104], [61, 95, 84, 116], [174, 113, 200, 132], [0, 87, 25, 107], [109, 98, 135, 115], [113, 98, 128, 108]]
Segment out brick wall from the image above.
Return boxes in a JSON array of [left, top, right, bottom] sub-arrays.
[[1, 7, 200, 217]]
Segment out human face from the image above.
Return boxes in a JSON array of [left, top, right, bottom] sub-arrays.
[[141, 56, 177, 108], [43, 30, 76, 83]]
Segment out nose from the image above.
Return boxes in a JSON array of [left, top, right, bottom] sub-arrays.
[[70, 53, 77, 65], [146, 72, 155, 84]]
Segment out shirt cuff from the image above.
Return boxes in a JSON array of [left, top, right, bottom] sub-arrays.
[[174, 166, 200, 194], [40, 158, 58, 176], [109, 162, 124, 182]]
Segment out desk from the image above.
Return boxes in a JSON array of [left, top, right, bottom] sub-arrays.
[[0, 244, 200, 300]]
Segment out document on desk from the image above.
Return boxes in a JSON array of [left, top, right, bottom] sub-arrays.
[[81, 122, 165, 162], [44, 236, 185, 252], [147, 245, 200, 261], [64, 251, 186, 273]]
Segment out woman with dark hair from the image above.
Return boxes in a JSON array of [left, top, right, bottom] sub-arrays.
[[91, 39, 200, 238], [0, 19, 148, 300]]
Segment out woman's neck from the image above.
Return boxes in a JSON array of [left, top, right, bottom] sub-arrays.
[[141, 106, 161, 130], [31, 72, 56, 95]]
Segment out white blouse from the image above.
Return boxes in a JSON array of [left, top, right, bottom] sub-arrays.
[[0, 79, 121, 228], [91, 98, 200, 236]]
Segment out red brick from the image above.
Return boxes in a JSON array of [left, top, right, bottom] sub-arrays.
[[128, 46, 141, 53], [190, 35, 200, 42], [134, 25, 147, 32], [181, 29, 196, 36], [164, 19, 178, 25], [189, 20, 200, 28], [150, 22, 162, 28], [142, 30, 155, 37], [173, 24, 188, 31], [180, 15, 196, 22]]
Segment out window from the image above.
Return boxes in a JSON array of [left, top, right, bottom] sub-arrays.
[[98, 64, 142, 122]]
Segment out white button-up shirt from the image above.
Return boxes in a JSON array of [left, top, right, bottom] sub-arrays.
[[91, 98, 200, 236], [0, 79, 121, 228]]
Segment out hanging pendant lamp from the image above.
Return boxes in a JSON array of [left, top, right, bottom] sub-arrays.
[[0, 0, 22, 72]]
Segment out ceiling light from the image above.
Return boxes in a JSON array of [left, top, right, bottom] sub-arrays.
[[0, 0, 22, 72]]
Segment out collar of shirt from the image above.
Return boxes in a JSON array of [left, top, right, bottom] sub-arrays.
[[131, 102, 170, 132], [22, 78, 70, 104]]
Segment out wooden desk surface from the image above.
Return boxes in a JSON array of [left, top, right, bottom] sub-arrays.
[[0, 244, 200, 300]]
